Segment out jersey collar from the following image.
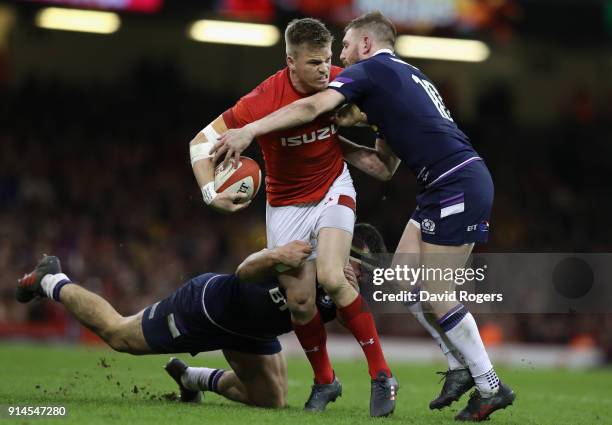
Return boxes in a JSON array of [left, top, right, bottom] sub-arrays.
[[372, 48, 395, 57]]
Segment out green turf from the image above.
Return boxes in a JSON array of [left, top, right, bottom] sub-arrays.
[[0, 343, 610, 424]]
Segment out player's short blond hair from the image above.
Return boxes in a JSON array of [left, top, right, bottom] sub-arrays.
[[285, 18, 333, 57], [344, 11, 396, 47]]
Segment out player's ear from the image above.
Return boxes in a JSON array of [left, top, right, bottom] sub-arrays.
[[286, 54, 296, 71], [362, 35, 373, 55]]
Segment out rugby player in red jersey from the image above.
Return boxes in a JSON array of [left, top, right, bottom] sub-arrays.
[[212, 11, 515, 422], [188, 18, 397, 417]]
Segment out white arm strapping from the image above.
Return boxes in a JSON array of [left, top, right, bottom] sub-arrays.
[[189, 124, 221, 167], [190, 142, 214, 166], [201, 122, 221, 142], [201, 181, 218, 205]]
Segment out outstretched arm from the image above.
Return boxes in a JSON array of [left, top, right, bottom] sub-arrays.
[[212, 89, 346, 166], [235, 241, 313, 282], [340, 136, 401, 181], [189, 116, 251, 213]]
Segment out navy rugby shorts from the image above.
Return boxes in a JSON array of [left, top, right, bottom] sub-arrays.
[[410, 159, 494, 246], [141, 273, 281, 356]]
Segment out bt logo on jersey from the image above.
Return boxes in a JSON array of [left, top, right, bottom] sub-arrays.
[[467, 221, 489, 232], [280, 124, 338, 147], [268, 287, 288, 311]]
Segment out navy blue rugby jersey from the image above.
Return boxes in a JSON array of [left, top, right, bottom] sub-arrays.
[[198, 273, 337, 340], [330, 50, 482, 187]]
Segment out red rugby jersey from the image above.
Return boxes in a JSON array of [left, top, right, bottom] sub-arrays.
[[223, 66, 345, 207]]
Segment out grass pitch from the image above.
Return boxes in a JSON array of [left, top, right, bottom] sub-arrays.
[[1, 344, 610, 424]]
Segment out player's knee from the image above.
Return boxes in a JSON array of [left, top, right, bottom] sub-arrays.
[[104, 332, 129, 353], [285, 290, 315, 317], [102, 325, 137, 354], [317, 264, 347, 293], [287, 299, 315, 319]]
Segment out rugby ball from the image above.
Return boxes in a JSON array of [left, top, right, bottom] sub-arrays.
[[214, 156, 262, 201]]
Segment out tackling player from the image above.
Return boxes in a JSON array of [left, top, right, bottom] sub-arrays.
[[212, 11, 515, 422], [14, 235, 365, 408], [188, 18, 397, 416]]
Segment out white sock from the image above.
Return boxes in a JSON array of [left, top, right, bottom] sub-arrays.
[[181, 367, 224, 393], [474, 368, 500, 397], [441, 310, 498, 396], [406, 301, 466, 370], [444, 344, 467, 371], [41, 273, 70, 300]]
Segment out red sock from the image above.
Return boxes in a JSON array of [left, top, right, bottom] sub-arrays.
[[292, 311, 334, 384], [338, 295, 391, 379]]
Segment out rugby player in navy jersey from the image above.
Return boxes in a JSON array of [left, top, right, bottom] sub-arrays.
[[15, 235, 366, 409], [213, 11, 515, 422]]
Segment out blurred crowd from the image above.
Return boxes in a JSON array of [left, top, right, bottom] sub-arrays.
[[1, 62, 611, 361]]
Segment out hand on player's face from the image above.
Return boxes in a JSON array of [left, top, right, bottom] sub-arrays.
[[277, 241, 313, 268], [212, 127, 255, 169], [209, 191, 251, 213], [334, 103, 368, 127]]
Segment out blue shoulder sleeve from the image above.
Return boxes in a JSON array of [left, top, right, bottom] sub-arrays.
[[328, 63, 370, 104]]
